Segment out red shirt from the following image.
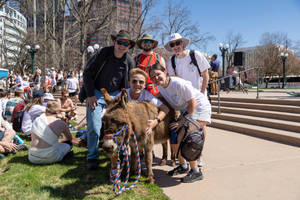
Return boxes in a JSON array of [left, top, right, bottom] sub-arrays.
[[135, 52, 160, 95]]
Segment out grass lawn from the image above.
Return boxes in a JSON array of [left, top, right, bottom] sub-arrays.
[[0, 133, 169, 200]]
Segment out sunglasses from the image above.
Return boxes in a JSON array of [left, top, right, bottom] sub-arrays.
[[116, 40, 130, 47], [131, 79, 145, 85], [169, 40, 182, 48], [141, 40, 153, 44]]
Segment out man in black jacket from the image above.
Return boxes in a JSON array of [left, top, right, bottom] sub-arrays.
[[83, 30, 135, 170]]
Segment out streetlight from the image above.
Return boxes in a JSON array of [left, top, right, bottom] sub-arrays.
[[219, 43, 229, 77], [87, 43, 100, 54], [25, 44, 40, 74], [280, 52, 288, 89]]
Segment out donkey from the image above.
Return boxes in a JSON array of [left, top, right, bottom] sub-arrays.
[[101, 88, 172, 183]]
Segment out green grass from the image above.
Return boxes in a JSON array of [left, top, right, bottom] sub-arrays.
[[0, 133, 169, 200]]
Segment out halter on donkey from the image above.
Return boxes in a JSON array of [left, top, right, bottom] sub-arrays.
[[101, 88, 142, 195]]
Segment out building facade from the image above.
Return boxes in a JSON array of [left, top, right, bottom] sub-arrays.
[[0, 5, 27, 67], [87, 0, 142, 47]]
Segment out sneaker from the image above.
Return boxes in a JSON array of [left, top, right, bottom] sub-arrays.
[[167, 165, 189, 176], [110, 168, 118, 183], [87, 159, 98, 170], [181, 169, 203, 183]]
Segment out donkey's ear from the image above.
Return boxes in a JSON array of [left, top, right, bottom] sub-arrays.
[[100, 88, 113, 105], [120, 88, 128, 109]]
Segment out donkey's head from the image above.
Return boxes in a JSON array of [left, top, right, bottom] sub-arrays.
[[101, 88, 131, 156]]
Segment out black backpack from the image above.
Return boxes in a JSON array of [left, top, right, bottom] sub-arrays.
[[171, 50, 201, 77], [177, 115, 205, 161], [12, 110, 25, 133]]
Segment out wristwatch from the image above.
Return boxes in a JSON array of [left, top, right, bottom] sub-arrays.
[[155, 117, 161, 123]]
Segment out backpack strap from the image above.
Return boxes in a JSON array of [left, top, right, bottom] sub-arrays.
[[135, 54, 142, 67], [171, 55, 177, 75], [189, 50, 202, 77]]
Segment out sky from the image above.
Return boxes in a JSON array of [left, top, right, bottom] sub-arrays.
[[151, 0, 300, 55]]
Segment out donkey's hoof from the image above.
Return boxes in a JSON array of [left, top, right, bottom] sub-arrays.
[[160, 159, 167, 166], [147, 177, 155, 184]]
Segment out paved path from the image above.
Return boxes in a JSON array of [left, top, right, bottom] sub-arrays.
[[74, 89, 300, 200], [152, 127, 300, 200]]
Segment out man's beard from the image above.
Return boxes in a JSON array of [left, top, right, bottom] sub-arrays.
[[142, 47, 152, 52]]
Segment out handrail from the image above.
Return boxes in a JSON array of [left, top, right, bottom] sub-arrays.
[[210, 67, 260, 114]]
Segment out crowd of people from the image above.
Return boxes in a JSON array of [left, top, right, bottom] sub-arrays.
[[1, 29, 232, 185], [0, 68, 82, 163]]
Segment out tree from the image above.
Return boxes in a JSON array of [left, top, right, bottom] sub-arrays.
[[0, 0, 8, 8], [223, 31, 246, 66], [149, 0, 214, 50], [256, 32, 300, 88]]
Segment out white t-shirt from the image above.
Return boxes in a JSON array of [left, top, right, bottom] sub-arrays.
[[167, 50, 210, 90], [21, 105, 46, 135], [157, 77, 210, 112], [66, 77, 79, 93], [22, 80, 30, 89], [15, 76, 24, 90], [117, 88, 162, 107]]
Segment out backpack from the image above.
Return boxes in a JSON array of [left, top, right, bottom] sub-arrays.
[[12, 110, 25, 133], [177, 115, 205, 161], [171, 50, 201, 77]]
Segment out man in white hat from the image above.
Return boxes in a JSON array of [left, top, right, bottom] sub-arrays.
[[165, 33, 211, 168], [135, 33, 165, 95]]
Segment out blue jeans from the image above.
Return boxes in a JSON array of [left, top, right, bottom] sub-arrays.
[[86, 89, 120, 160]]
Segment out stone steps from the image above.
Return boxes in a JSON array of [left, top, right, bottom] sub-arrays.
[[210, 118, 300, 147], [210, 97, 300, 147]]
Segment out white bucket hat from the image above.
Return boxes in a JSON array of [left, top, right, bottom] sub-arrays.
[[164, 33, 190, 52]]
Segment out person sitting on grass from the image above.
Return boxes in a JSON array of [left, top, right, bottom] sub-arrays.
[[0, 115, 17, 156], [28, 101, 73, 164], [21, 90, 46, 136], [57, 90, 76, 122]]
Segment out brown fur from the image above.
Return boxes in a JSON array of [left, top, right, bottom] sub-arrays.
[[101, 88, 171, 183]]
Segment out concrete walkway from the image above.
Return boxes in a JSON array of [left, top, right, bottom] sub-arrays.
[[152, 127, 300, 200]]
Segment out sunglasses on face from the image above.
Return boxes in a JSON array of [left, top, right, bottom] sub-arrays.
[[116, 40, 130, 47], [169, 40, 182, 48], [141, 40, 153, 44], [131, 79, 145, 85]]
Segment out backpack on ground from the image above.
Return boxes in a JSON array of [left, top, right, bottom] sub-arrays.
[[177, 115, 205, 161], [12, 110, 25, 133], [171, 50, 201, 76]]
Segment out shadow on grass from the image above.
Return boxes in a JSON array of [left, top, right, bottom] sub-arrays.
[[8, 148, 113, 199], [40, 150, 112, 199]]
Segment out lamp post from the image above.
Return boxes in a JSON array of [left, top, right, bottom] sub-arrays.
[[25, 44, 40, 74], [280, 52, 288, 89], [219, 43, 229, 77], [87, 43, 100, 55]]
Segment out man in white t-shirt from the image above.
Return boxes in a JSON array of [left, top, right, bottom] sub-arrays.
[[65, 72, 79, 105], [165, 33, 210, 94], [165, 33, 211, 167]]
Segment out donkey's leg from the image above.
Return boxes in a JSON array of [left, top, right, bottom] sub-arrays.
[[130, 142, 138, 175], [144, 145, 154, 183]]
